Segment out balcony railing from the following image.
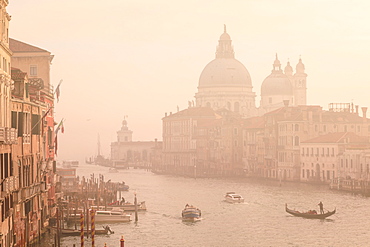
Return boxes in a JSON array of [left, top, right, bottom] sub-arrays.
[[2, 176, 19, 193], [0, 127, 17, 144]]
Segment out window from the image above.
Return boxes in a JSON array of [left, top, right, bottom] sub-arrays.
[[269, 97, 272, 104], [30, 65, 38, 76], [294, 136, 299, 146]]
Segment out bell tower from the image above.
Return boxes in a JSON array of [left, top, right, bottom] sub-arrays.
[[117, 117, 133, 143], [293, 57, 307, 106]]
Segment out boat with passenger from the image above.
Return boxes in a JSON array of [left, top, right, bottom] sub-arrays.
[[182, 204, 201, 222], [225, 192, 244, 203], [285, 204, 336, 219]]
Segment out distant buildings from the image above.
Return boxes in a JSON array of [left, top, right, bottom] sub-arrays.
[[160, 26, 370, 190], [111, 118, 162, 169]]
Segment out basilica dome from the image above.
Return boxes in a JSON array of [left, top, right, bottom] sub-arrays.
[[198, 58, 252, 88], [261, 73, 293, 96], [261, 55, 293, 96]]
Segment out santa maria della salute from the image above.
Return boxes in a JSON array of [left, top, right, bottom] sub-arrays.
[[195, 25, 307, 117]]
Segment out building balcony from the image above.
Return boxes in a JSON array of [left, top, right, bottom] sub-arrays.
[[2, 176, 19, 193], [0, 127, 17, 144]]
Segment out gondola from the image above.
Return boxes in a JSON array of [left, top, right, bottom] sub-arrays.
[[285, 204, 336, 219]]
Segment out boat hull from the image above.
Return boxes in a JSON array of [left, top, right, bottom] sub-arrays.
[[285, 204, 336, 219], [182, 207, 201, 221]]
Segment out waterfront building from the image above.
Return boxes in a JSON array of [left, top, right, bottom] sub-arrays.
[[300, 132, 369, 183], [161, 107, 222, 176], [242, 103, 370, 182], [0, 2, 15, 246], [8, 39, 57, 246], [111, 119, 161, 169]]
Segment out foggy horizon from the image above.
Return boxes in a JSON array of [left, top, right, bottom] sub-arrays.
[[8, 1, 370, 162]]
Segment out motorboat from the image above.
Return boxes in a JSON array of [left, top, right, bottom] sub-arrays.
[[225, 192, 244, 203], [182, 205, 201, 222], [93, 210, 131, 223]]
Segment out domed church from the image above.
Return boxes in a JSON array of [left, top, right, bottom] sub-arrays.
[[260, 54, 307, 114], [195, 25, 258, 117], [194, 26, 307, 117]]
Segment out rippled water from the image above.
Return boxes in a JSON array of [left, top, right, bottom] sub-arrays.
[[44, 164, 370, 246]]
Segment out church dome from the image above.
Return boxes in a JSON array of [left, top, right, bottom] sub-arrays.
[[261, 54, 293, 96], [261, 73, 293, 96], [198, 58, 252, 88], [198, 25, 252, 88]]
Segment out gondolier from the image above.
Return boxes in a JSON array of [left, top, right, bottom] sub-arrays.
[[318, 201, 324, 214]]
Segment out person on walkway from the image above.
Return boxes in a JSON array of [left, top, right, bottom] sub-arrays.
[[318, 201, 324, 214]]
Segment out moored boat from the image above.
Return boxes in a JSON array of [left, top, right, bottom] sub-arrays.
[[107, 201, 147, 211], [108, 167, 119, 173], [94, 210, 131, 223], [182, 204, 201, 222], [225, 192, 244, 203], [58, 225, 114, 236], [285, 204, 336, 219]]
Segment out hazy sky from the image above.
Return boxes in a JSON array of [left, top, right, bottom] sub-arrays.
[[8, 1, 370, 162]]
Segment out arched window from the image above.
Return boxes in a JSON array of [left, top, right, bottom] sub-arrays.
[[206, 102, 211, 108], [227, 102, 231, 110]]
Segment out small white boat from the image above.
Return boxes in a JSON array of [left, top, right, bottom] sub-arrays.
[[108, 167, 119, 173], [182, 205, 201, 222], [225, 192, 244, 203], [93, 210, 131, 223]]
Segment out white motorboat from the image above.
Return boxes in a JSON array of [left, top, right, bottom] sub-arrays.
[[225, 192, 244, 203], [93, 210, 131, 223]]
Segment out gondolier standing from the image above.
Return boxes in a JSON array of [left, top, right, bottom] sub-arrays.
[[318, 201, 324, 214]]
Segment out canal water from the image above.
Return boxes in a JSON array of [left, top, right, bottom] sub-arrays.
[[45, 163, 370, 246]]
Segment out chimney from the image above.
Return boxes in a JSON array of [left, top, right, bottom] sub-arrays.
[[356, 105, 359, 115], [165, 112, 167, 117]]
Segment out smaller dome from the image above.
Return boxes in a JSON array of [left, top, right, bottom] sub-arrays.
[[261, 72, 293, 96], [284, 61, 293, 76]]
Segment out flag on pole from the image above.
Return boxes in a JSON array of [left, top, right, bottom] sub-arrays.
[[54, 79, 63, 102], [55, 118, 64, 135]]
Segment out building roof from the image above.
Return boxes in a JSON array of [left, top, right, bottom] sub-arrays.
[[302, 132, 368, 144], [163, 107, 221, 120], [9, 38, 49, 53]]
